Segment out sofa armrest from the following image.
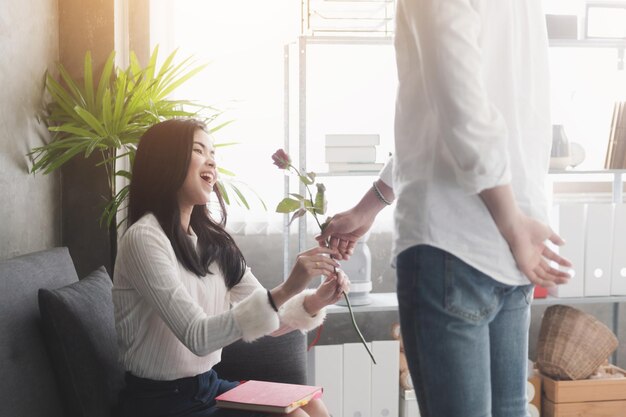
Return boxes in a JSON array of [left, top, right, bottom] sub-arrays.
[[213, 331, 307, 384]]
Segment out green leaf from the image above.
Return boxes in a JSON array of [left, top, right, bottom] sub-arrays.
[[49, 124, 97, 139], [223, 180, 267, 211], [299, 174, 314, 185], [216, 181, 231, 205], [73, 106, 107, 137], [41, 145, 86, 174], [145, 45, 160, 81], [276, 198, 301, 213], [100, 184, 130, 228], [46, 74, 79, 118], [208, 120, 234, 134], [112, 73, 128, 135], [101, 89, 113, 132], [115, 169, 132, 180], [247, 185, 267, 211], [217, 167, 236, 177], [96, 51, 115, 110], [83, 51, 95, 109], [128, 51, 142, 78], [289, 193, 305, 200], [156, 47, 177, 80], [314, 183, 327, 214], [289, 208, 307, 226], [214, 142, 239, 148], [58, 64, 86, 106], [230, 184, 250, 210], [157, 64, 206, 100]]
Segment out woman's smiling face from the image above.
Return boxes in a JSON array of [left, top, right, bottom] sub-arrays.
[[177, 128, 217, 211]]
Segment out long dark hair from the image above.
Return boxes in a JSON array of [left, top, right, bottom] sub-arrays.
[[128, 118, 245, 288]]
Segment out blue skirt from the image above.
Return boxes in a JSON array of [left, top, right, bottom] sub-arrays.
[[118, 369, 267, 417]]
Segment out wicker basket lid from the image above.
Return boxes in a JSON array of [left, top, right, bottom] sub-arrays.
[[536, 305, 618, 380]]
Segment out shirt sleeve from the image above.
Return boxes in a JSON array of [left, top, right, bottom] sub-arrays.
[[118, 223, 279, 355], [399, 0, 511, 194], [378, 156, 394, 188], [228, 267, 265, 303], [230, 269, 325, 335]]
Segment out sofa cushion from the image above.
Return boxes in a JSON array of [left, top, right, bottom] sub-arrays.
[[214, 331, 307, 384], [0, 247, 78, 417], [38, 266, 125, 417]]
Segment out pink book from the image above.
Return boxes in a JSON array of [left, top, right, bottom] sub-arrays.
[[215, 380, 323, 414]]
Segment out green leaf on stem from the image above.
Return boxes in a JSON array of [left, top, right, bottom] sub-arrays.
[[289, 193, 305, 200], [314, 183, 327, 215], [289, 208, 307, 226], [299, 174, 314, 185], [276, 198, 301, 213]]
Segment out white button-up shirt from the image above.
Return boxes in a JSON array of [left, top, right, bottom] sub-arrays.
[[382, 0, 552, 285]]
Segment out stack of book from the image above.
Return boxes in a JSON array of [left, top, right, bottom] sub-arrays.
[[605, 102, 626, 169], [325, 134, 383, 173]]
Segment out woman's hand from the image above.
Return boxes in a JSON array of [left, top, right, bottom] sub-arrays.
[[303, 269, 351, 315], [279, 246, 340, 299]]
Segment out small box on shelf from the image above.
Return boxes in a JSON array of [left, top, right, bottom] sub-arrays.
[[546, 14, 579, 40], [584, 204, 614, 297], [325, 134, 380, 147], [325, 146, 377, 163], [534, 286, 549, 299], [542, 365, 626, 417], [400, 389, 420, 417], [610, 204, 626, 295], [548, 203, 586, 298]]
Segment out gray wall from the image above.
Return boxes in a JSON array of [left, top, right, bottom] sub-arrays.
[[0, 0, 61, 260], [0, 0, 142, 275], [235, 231, 626, 367]]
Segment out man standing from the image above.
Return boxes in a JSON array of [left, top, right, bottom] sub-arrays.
[[318, 1, 571, 416]]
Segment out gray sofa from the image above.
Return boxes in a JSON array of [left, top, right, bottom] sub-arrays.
[[0, 247, 306, 417]]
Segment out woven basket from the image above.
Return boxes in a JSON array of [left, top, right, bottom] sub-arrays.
[[536, 305, 618, 380]]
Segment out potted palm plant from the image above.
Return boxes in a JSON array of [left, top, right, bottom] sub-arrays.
[[29, 46, 262, 229]]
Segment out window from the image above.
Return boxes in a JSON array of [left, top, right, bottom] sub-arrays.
[[150, 0, 301, 233], [146, 0, 625, 233], [148, 0, 396, 233]]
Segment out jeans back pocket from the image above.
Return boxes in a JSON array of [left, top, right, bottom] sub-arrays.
[[444, 254, 501, 324]]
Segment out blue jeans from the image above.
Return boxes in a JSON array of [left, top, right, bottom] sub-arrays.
[[396, 245, 533, 417]]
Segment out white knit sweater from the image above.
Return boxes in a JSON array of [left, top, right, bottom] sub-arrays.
[[112, 213, 325, 380]]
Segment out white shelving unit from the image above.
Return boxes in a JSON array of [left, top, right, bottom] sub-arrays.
[[325, 171, 625, 309], [548, 169, 625, 363], [281, 0, 397, 281], [326, 293, 626, 314], [283, 4, 626, 363], [549, 169, 624, 203], [533, 295, 626, 306]]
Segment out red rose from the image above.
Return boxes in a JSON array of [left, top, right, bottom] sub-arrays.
[[271, 149, 291, 170]]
